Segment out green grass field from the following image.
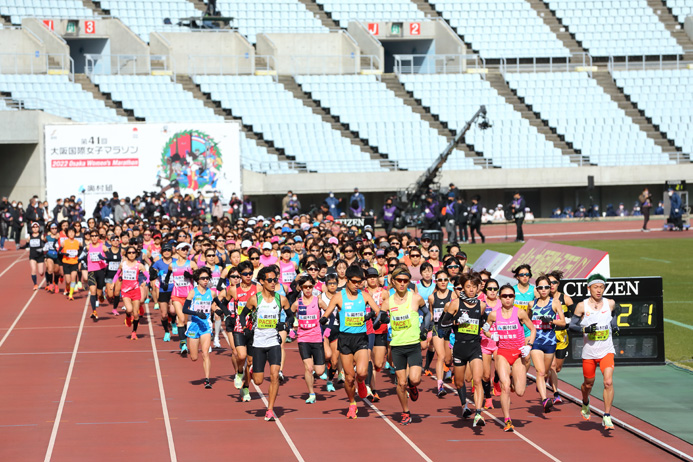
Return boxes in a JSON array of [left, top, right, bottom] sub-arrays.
[[462, 238, 693, 365]]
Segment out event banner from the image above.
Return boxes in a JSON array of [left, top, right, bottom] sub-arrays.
[[496, 239, 610, 283], [45, 123, 241, 216]]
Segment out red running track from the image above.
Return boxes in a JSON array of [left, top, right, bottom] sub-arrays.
[[0, 246, 690, 462]]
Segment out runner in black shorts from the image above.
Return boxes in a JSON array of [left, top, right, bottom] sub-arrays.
[[427, 270, 453, 396], [25, 222, 46, 291]]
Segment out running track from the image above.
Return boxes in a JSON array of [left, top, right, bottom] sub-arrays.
[[0, 220, 691, 462]]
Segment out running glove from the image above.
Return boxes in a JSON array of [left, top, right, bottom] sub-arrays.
[[539, 316, 554, 325], [420, 326, 428, 341], [583, 323, 598, 334], [520, 345, 531, 357], [319, 316, 328, 325]]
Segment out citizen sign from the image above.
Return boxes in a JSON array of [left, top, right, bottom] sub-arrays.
[[562, 280, 640, 298]]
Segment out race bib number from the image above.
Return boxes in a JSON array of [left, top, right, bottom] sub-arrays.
[[391, 313, 411, 331], [514, 301, 529, 312], [196, 299, 212, 315], [43, 243, 52, 252], [298, 313, 318, 329], [174, 275, 187, 287], [344, 311, 364, 327], [257, 313, 278, 329], [433, 307, 443, 322], [532, 319, 551, 330], [108, 261, 120, 271], [30, 238, 41, 247], [457, 318, 479, 335], [66, 249, 78, 258], [123, 268, 137, 281], [282, 271, 296, 283], [588, 328, 609, 341], [90, 252, 101, 262]]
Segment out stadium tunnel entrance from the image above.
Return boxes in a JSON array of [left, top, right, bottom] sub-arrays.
[[67, 38, 109, 74]]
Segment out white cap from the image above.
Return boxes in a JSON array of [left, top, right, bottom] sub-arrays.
[[248, 219, 256, 226], [257, 215, 265, 221], [176, 242, 191, 250], [241, 240, 252, 249], [262, 242, 272, 250]]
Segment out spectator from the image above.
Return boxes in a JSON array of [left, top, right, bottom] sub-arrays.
[[242, 195, 253, 218], [281, 190, 292, 215], [325, 191, 340, 218], [525, 207, 535, 222], [492, 204, 506, 222], [654, 201, 664, 215], [348, 199, 362, 218], [454, 196, 468, 243], [631, 201, 642, 217], [12, 201, 24, 241], [25, 196, 39, 235], [350, 187, 365, 212], [668, 188, 683, 230], [468, 195, 484, 243], [422, 195, 439, 230], [443, 195, 456, 243], [381, 196, 397, 235], [0, 196, 10, 250], [229, 192, 242, 221], [605, 204, 616, 217], [210, 195, 224, 222], [616, 203, 628, 217], [574, 204, 586, 218], [447, 183, 458, 200], [287, 194, 301, 217], [510, 192, 526, 242], [481, 207, 493, 224], [588, 204, 600, 218], [639, 187, 652, 231]]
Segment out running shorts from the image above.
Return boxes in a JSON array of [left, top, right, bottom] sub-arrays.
[[233, 330, 254, 353], [88, 269, 106, 289], [253, 345, 281, 371], [368, 332, 388, 350], [338, 332, 369, 355], [171, 295, 187, 306], [63, 263, 79, 275], [391, 343, 422, 371], [433, 324, 451, 341], [452, 340, 483, 366], [158, 291, 171, 303], [121, 286, 141, 301], [187, 320, 212, 339], [298, 342, 325, 365], [532, 342, 557, 355], [582, 353, 614, 379], [555, 347, 568, 360], [497, 348, 522, 366]]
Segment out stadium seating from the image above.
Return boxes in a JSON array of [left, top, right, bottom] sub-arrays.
[[546, 0, 682, 56], [213, 0, 328, 43], [0, 74, 125, 122], [295, 74, 477, 171], [194, 75, 386, 172], [665, 0, 692, 24], [506, 71, 672, 166], [0, 0, 93, 25], [239, 135, 298, 174], [429, 0, 570, 59], [613, 69, 693, 155], [91, 75, 221, 123], [399, 73, 573, 169], [98, 0, 199, 42], [316, 0, 425, 28]]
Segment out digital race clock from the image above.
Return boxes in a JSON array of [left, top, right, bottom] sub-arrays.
[[558, 277, 665, 366]]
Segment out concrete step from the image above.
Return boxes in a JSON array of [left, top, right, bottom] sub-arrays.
[[280, 76, 399, 170], [178, 74, 303, 168], [74, 73, 135, 121], [527, 0, 587, 55], [87, 0, 110, 15], [297, 0, 341, 29], [593, 71, 684, 159], [647, 0, 693, 59], [486, 72, 589, 165], [412, 0, 441, 18]]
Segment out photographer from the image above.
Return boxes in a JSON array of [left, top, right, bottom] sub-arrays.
[[510, 192, 526, 243], [638, 187, 652, 232]]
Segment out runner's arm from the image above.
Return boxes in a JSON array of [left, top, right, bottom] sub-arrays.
[[518, 309, 536, 345], [417, 294, 431, 330], [320, 292, 341, 323]]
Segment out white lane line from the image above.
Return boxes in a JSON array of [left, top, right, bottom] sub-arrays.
[[250, 382, 305, 462], [484, 227, 660, 240], [433, 375, 561, 462], [145, 304, 178, 462], [0, 279, 45, 349], [664, 319, 693, 331], [0, 253, 27, 278], [43, 297, 89, 462], [362, 398, 434, 462], [640, 257, 672, 264]]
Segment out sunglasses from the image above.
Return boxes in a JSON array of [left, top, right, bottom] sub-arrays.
[[264, 278, 279, 283], [326, 281, 338, 285], [307, 267, 318, 271], [198, 276, 210, 281], [240, 272, 253, 276], [302, 284, 314, 289], [126, 251, 137, 255], [500, 294, 515, 299], [486, 287, 499, 291], [550, 280, 559, 285], [537, 285, 551, 290], [518, 273, 530, 277], [349, 279, 363, 284], [430, 249, 440, 252], [409, 254, 421, 258], [393, 278, 410, 284], [362, 252, 373, 256], [344, 249, 354, 253], [205, 254, 215, 258], [229, 275, 241, 279], [447, 265, 460, 269], [436, 278, 449, 282], [454, 286, 463, 291], [250, 257, 260, 260], [324, 249, 334, 253]]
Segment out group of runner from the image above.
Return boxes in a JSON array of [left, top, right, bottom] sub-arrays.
[[20, 212, 618, 429]]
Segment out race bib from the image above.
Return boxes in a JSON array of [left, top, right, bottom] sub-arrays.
[[298, 313, 318, 329], [90, 252, 101, 262], [108, 261, 120, 271], [588, 327, 609, 341], [196, 299, 212, 314], [433, 307, 443, 322], [282, 271, 296, 283], [532, 319, 552, 330], [66, 249, 78, 258], [391, 313, 412, 331], [173, 275, 187, 287], [30, 238, 40, 247], [257, 313, 278, 329], [43, 243, 52, 252], [457, 318, 479, 335], [210, 277, 220, 289], [122, 268, 137, 281], [344, 311, 364, 327]]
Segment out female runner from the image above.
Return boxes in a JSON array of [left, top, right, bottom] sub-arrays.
[[547, 270, 573, 404], [59, 227, 81, 301], [428, 270, 453, 396], [120, 245, 147, 340], [25, 222, 46, 290], [86, 229, 107, 321], [44, 223, 61, 293], [364, 267, 387, 401], [104, 235, 123, 316], [480, 278, 501, 409], [321, 273, 340, 393], [169, 242, 198, 354]]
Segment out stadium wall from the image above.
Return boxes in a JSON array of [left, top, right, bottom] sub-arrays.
[[0, 28, 48, 74]]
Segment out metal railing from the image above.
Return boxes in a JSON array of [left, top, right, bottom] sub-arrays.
[[0, 52, 73, 80], [84, 54, 174, 78], [0, 96, 123, 123], [289, 54, 379, 76], [607, 52, 693, 72], [393, 54, 485, 76], [500, 53, 593, 75]]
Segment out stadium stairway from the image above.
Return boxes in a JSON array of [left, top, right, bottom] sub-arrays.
[[528, 0, 587, 57], [411, 0, 441, 19], [74, 74, 135, 122], [382, 74, 496, 168], [592, 71, 685, 163], [82, 0, 109, 16], [297, 0, 341, 29], [179, 74, 307, 171], [186, 0, 208, 14], [280, 75, 397, 170], [486, 72, 589, 165], [647, 0, 693, 59]]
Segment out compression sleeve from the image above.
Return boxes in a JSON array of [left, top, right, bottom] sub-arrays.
[[216, 276, 225, 292], [214, 297, 232, 317], [569, 315, 583, 333], [181, 298, 197, 316], [610, 307, 619, 329], [418, 302, 431, 330], [149, 266, 158, 282], [439, 310, 455, 329], [161, 269, 172, 291]]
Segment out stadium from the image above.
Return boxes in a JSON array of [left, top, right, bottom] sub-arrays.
[[0, 0, 692, 461]]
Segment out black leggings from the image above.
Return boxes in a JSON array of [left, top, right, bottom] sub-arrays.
[[642, 208, 650, 230], [469, 223, 484, 243]]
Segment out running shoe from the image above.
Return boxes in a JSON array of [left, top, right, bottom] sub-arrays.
[[357, 379, 368, 399], [503, 419, 514, 432], [68, 295, 74, 301], [33, 284, 38, 291], [125, 316, 132, 327], [208, 346, 212, 353], [53, 285, 59, 294], [130, 332, 137, 341], [139, 306, 144, 317], [306, 394, 316, 404], [337, 372, 345, 384], [278, 371, 285, 384], [145, 297, 150, 304], [543, 398, 554, 413], [326, 381, 336, 393], [462, 406, 473, 419], [264, 410, 277, 422], [408, 383, 419, 402], [400, 412, 411, 426], [163, 332, 171, 342], [154, 303, 160, 310], [213, 338, 221, 349], [180, 343, 188, 356], [172, 325, 178, 335], [581, 403, 591, 421], [204, 379, 212, 389], [90, 310, 98, 322], [111, 309, 119, 316], [371, 392, 380, 403], [76, 281, 82, 290], [242, 387, 251, 402], [319, 371, 328, 381], [473, 413, 486, 427], [444, 370, 452, 382], [483, 398, 494, 409], [424, 369, 432, 377], [234, 373, 243, 389], [346, 404, 358, 419], [437, 385, 447, 397], [602, 415, 614, 430], [45, 284, 52, 292], [553, 395, 563, 405], [384, 361, 391, 370], [95, 300, 99, 308]]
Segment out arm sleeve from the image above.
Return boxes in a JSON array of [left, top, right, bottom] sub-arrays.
[[149, 266, 159, 282], [610, 306, 619, 329], [161, 269, 172, 291], [184, 270, 193, 279], [214, 297, 232, 317], [418, 301, 431, 330], [181, 298, 196, 316], [216, 277, 225, 292], [569, 315, 583, 333], [439, 310, 455, 329]]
